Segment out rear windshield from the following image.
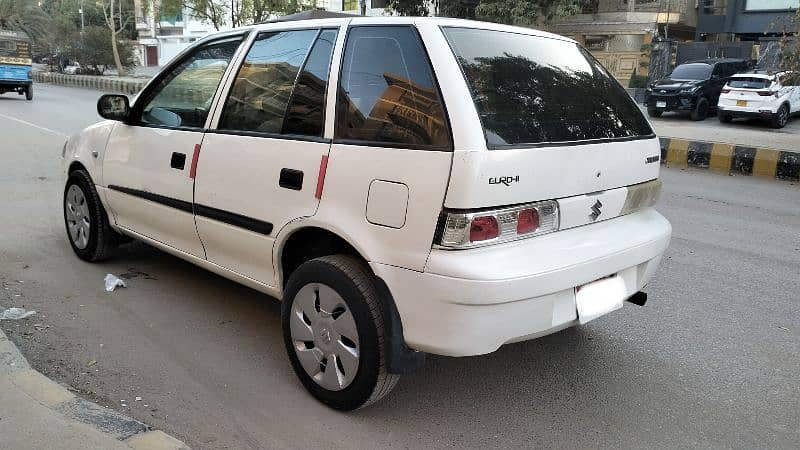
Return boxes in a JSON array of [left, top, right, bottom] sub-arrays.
[[728, 77, 772, 89], [670, 64, 712, 80], [442, 27, 653, 148]]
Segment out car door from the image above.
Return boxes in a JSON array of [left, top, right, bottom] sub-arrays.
[[103, 36, 245, 258], [194, 28, 340, 285]]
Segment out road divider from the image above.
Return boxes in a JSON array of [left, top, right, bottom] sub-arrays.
[[33, 72, 147, 95], [659, 137, 800, 182]]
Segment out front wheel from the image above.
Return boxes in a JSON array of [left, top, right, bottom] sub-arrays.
[[690, 98, 709, 121], [282, 255, 399, 410], [63, 170, 117, 261]]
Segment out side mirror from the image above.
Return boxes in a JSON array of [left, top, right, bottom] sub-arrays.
[[97, 94, 130, 121]]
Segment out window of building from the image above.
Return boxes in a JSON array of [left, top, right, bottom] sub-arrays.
[[343, 0, 359, 10], [335, 26, 452, 149], [218, 29, 318, 134]]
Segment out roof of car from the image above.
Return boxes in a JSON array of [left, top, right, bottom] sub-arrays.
[[229, 16, 575, 44]]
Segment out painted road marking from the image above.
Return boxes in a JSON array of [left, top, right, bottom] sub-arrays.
[[0, 112, 67, 137]]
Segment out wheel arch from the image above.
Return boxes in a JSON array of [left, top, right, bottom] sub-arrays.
[[274, 222, 425, 374]]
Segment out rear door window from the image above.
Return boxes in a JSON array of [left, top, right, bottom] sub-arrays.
[[335, 25, 452, 149], [218, 29, 319, 134], [442, 27, 653, 148], [728, 77, 772, 89]]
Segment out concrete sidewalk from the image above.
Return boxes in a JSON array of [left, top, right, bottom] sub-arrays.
[[0, 329, 188, 450]]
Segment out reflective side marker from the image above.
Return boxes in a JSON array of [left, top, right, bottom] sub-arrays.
[[315, 155, 329, 199], [189, 143, 201, 179]]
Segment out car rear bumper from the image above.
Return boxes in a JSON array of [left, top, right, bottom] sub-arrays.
[[0, 79, 31, 87], [372, 208, 672, 357], [718, 105, 779, 116]]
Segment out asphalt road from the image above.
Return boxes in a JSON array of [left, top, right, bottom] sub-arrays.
[[1, 84, 799, 449], [641, 105, 800, 152]]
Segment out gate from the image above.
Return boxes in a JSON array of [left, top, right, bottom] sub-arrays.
[[676, 42, 754, 65], [648, 39, 676, 84]]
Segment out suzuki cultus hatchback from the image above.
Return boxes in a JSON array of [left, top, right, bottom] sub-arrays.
[[62, 17, 671, 410]]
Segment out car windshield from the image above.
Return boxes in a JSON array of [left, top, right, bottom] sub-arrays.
[[442, 27, 653, 148], [728, 77, 772, 89], [669, 64, 712, 80]]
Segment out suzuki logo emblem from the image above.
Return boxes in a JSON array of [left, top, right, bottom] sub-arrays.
[[589, 200, 603, 222]]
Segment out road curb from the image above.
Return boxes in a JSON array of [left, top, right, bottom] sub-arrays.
[[0, 328, 190, 449], [32, 72, 148, 95], [659, 137, 800, 182]]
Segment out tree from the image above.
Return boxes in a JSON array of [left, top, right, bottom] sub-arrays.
[[71, 25, 136, 74], [439, 0, 479, 19], [0, 0, 50, 42], [99, 0, 134, 75], [474, 0, 594, 26], [776, 8, 799, 73], [386, 0, 429, 16], [160, 0, 228, 30]]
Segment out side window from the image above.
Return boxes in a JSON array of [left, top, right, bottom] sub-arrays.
[[139, 38, 241, 129], [712, 64, 723, 78], [218, 29, 318, 134], [335, 26, 451, 149], [283, 29, 338, 136]]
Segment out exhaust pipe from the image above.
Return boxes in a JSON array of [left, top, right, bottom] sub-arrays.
[[626, 291, 647, 306]]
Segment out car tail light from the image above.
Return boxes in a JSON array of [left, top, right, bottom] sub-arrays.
[[620, 179, 662, 215], [437, 200, 559, 249], [757, 90, 778, 97], [721, 88, 731, 94]]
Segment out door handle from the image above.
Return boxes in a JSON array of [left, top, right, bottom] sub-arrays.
[[279, 168, 304, 191], [171, 152, 186, 170]]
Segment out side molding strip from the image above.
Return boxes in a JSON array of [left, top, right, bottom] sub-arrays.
[[107, 185, 273, 236]]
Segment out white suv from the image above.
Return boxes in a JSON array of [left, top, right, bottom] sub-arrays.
[[718, 71, 800, 128], [62, 17, 671, 410]]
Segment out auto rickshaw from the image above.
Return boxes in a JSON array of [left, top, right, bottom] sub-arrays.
[[0, 30, 33, 100]]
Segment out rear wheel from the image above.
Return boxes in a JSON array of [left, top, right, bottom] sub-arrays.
[[647, 107, 662, 118], [282, 255, 398, 410], [63, 170, 117, 261], [771, 104, 789, 129], [25, 85, 33, 101], [690, 98, 709, 121]]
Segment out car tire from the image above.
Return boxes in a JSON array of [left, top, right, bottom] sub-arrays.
[[771, 104, 789, 129], [25, 85, 33, 101], [63, 169, 117, 262], [718, 113, 732, 123], [690, 98, 708, 121], [647, 108, 662, 118], [282, 255, 399, 411]]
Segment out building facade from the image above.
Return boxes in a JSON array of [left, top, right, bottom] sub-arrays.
[[697, 0, 798, 40], [547, 0, 698, 86]]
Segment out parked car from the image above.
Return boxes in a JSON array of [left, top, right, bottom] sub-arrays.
[[646, 58, 749, 120], [717, 70, 800, 128], [62, 17, 671, 410]]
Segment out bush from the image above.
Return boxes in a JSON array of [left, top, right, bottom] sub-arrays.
[[628, 69, 648, 88], [70, 25, 136, 75]]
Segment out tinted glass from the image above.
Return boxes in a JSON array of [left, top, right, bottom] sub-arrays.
[[219, 30, 318, 134], [671, 63, 713, 80], [728, 77, 772, 89], [443, 27, 652, 147], [336, 26, 451, 149], [283, 29, 338, 137], [140, 39, 240, 128]]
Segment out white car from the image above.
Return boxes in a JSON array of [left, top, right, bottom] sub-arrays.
[[62, 17, 671, 410], [718, 71, 800, 128]]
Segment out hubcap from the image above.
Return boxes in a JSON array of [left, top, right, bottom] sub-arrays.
[[65, 185, 91, 249], [290, 283, 360, 391]]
